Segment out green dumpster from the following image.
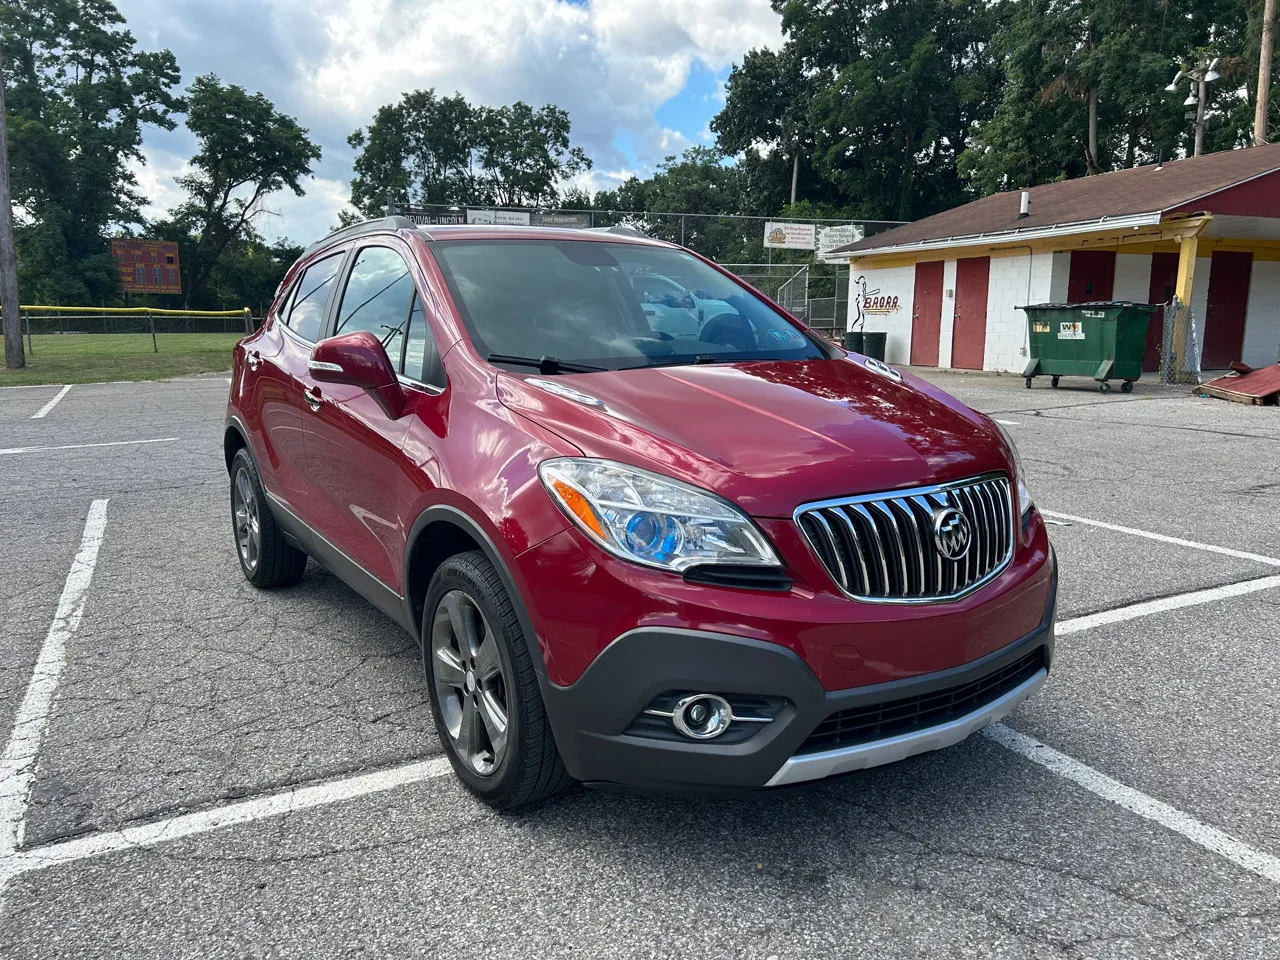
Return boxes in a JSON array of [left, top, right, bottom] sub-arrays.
[[1019, 301, 1160, 393]]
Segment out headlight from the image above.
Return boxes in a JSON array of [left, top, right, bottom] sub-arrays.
[[538, 458, 781, 572], [995, 422, 1033, 516]]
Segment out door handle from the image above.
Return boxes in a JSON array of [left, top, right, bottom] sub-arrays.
[[304, 387, 323, 411], [245, 350, 262, 371]]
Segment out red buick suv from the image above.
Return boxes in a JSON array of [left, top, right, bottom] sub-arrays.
[[224, 218, 1056, 809]]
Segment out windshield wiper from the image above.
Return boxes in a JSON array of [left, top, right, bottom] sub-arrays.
[[486, 353, 606, 374]]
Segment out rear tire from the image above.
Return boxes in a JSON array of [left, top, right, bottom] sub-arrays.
[[422, 551, 572, 810], [230, 448, 307, 588]]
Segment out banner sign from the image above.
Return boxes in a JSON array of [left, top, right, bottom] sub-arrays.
[[467, 209, 531, 225], [529, 212, 591, 228], [404, 209, 467, 225], [111, 239, 182, 295], [817, 224, 864, 262], [763, 222, 816, 250]]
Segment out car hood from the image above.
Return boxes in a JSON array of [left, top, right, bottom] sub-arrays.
[[496, 356, 1011, 518]]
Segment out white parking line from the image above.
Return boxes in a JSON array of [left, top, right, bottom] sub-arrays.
[[30, 385, 71, 419], [0, 500, 109, 869], [993, 418, 1020, 426], [0, 438, 178, 456], [985, 724, 1280, 885], [10, 757, 452, 880], [1057, 575, 1280, 636], [1042, 510, 1280, 567]]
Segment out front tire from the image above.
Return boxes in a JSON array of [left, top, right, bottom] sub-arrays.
[[422, 551, 572, 809], [230, 448, 307, 588]]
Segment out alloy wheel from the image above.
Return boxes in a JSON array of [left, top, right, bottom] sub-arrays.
[[233, 467, 261, 573], [431, 590, 509, 776]]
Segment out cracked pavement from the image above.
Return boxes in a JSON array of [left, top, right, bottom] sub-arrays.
[[0, 370, 1277, 958]]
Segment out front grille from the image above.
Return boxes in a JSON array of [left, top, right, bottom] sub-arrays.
[[796, 473, 1014, 602], [797, 648, 1045, 755]]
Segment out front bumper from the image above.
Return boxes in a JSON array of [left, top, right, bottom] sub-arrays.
[[542, 566, 1056, 791]]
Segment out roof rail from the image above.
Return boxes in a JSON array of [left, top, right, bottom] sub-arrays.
[[304, 216, 416, 255]]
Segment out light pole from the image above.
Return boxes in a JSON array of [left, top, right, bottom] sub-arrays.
[[1165, 58, 1221, 157]]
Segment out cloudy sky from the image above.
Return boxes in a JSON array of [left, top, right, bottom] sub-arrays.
[[116, 0, 782, 243]]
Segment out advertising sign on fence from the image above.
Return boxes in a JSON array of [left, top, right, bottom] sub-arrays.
[[111, 239, 182, 295], [763, 222, 816, 250], [404, 209, 468, 225], [467, 209, 532, 225], [817, 225, 864, 262]]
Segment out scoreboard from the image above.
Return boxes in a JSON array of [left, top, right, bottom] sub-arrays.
[[111, 239, 183, 295]]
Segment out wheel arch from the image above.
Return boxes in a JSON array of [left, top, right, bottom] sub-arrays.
[[223, 417, 250, 474], [403, 505, 549, 681]]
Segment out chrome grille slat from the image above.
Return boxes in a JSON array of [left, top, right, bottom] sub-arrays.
[[796, 474, 1015, 604]]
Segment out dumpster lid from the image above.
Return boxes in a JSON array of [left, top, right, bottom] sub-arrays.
[[1018, 301, 1163, 311]]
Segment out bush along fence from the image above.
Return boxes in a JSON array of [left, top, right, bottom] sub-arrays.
[[12, 306, 255, 357]]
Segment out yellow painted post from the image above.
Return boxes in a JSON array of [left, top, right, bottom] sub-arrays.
[[1170, 231, 1200, 378]]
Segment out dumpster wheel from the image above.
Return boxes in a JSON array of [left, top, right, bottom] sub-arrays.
[[1050, 376, 1060, 389], [1098, 381, 1112, 393], [1121, 381, 1134, 394]]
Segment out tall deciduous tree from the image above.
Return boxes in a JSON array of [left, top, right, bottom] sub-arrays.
[[170, 75, 320, 306], [348, 91, 591, 216], [1, 0, 181, 303]]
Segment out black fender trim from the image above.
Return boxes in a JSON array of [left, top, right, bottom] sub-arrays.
[[263, 491, 413, 634], [402, 504, 550, 681]]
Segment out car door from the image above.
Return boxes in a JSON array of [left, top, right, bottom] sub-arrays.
[[248, 249, 347, 516], [303, 241, 443, 593]]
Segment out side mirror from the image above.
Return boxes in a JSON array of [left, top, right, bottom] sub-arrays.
[[308, 331, 405, 419]]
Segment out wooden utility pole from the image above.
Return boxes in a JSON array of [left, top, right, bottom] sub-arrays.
[[0, 50, 23, 370], [1257, 0, 1277, 145]]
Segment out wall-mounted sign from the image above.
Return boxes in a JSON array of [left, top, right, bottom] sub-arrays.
[[111, 239, 182, 295], [763, 221, 816, 250], [849, 274, 902, 329], [817, 224, 864, 262]]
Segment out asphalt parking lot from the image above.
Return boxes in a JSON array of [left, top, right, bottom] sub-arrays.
[[1, 368, 1277, 959]]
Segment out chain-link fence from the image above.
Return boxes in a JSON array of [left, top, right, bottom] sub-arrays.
[[11, 306, 254, 359], [1159, 299, 1202, 384], [718, 262, 849, 340]]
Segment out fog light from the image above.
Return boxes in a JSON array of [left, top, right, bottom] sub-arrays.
[[672, 694, 732, 740]]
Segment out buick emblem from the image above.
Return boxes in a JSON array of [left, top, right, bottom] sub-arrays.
[[932, 507, 972, 561]]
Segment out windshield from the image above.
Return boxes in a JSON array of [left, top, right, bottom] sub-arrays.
[[430, 239, 836, 371]]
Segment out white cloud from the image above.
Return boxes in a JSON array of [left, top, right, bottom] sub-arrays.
[[116, 0, 782, 240]]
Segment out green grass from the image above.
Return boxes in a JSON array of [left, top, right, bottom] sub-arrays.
[[1, 333, 243, 385]]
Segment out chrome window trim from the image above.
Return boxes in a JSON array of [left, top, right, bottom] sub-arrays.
[[793, 471, 1015, 605], [396, 374, 444, 395]]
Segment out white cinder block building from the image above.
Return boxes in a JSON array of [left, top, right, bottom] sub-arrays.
[[836, 143, 1280, 373]]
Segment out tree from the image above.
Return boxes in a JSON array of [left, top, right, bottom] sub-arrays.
[[169, 74, 320, 306], [713, 48, 815, 204], [2, 0, 181, 304], [348, 90, 481, 215], [348, 92, 591, 215]]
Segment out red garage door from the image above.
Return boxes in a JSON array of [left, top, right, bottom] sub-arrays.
[[950, 257, 989, 370], [1202, 251, 1252, 370], [910, 261, 944, 366]]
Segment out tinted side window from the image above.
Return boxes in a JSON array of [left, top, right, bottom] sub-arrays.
[[334, 247, 415, 361], [402, 294, 444, 387], [285, 253, 344, 341]]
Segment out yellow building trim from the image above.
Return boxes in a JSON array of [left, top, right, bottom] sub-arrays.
[[848, 215, 1227, 268]]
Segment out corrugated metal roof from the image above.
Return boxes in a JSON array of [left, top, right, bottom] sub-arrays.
[[839, 143, 1280, 257]]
